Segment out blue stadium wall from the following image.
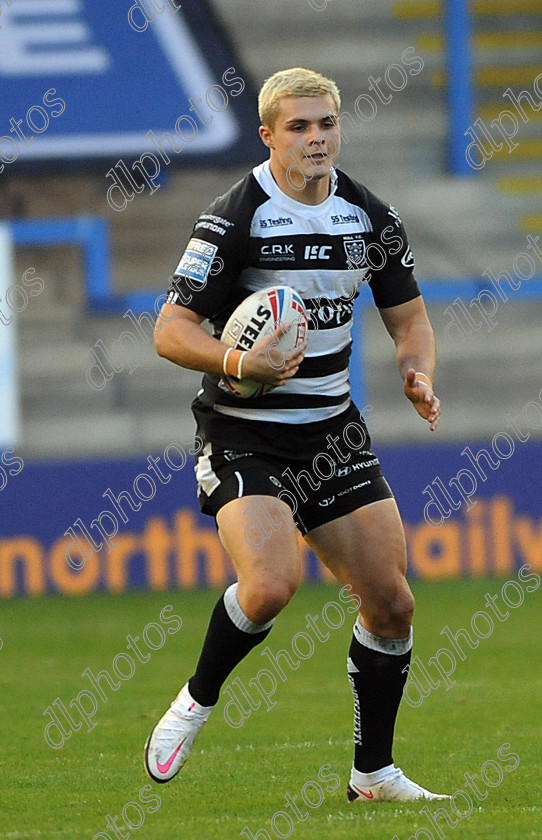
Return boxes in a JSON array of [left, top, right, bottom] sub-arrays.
[[1, 440, 541, 598]]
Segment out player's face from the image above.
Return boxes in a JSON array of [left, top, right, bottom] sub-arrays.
[[261, 94, 341, 186]]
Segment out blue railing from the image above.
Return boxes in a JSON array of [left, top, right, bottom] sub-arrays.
[[9, 216, 162, 314], [446, 0, 474, 175], [10, 217, 111, 305]]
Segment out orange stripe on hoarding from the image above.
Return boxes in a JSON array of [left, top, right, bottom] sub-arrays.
[[492, 497, 514, 577], [409, 521, 462, 580], [1, 498, 541, 597], [467, 502, 488, 578], [50, 538, 100, 595], [515, 517, 542, 570], [174, 510, 231, 589], [143, 517, 173, 590], [0, 538, 45, 597], [106, 534, 141, 593]]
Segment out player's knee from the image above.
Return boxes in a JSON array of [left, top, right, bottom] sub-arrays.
[[247, 577, 298, 624], [371, 586, 414, 637], [397, 589, 415, 628]]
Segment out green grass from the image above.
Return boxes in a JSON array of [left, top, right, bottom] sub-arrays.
[[2, 579, 541, 839]]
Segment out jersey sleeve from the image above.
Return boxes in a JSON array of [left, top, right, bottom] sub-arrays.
[[366, 200, 421, 309], [165, 181, 252, 320]]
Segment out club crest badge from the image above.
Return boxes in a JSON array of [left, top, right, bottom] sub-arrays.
[[343, 236, 366, 269]]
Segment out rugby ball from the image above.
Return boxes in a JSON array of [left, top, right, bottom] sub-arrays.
[[221, 286, 308, 398]]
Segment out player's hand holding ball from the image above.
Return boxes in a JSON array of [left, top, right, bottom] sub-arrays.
[[404, 368, 441, 431], [221, 286, 308, 398], [246, 321, 307, 386]]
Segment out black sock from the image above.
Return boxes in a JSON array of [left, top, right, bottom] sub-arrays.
[[348, 619, 412, 773], [188, 584, 274, 706]]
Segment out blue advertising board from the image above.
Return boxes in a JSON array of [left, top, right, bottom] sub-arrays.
[[1, 439, 541, 598], [0, 0, 260, 169]]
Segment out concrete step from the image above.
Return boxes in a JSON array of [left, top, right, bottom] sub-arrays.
[[394, 0, 541, 19], [417, 31, 542, 51], [22, 409, 198, 460], [497, 175, 542, 193], [520, 213, 542, 233], [213, 0, 398, 32], [432, 66, 542, 89], [479, 104, 542, 122]]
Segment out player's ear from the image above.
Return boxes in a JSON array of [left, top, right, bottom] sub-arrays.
[[259, 124, 274, 149]]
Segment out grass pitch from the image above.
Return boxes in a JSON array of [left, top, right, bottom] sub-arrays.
[[2, 579, 540, 840]]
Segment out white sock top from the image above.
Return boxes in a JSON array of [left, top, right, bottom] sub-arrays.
[[223, 583, 275, 634], [354, 619, 413, 655]]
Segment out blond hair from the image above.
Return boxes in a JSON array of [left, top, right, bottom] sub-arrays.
[[258, 67, 341, 127]]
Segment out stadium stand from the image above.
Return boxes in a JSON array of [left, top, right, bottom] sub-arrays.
[[4, 0, 541, 458]]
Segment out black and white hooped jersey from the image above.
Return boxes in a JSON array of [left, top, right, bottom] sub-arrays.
[[166, 160, 420, 425]]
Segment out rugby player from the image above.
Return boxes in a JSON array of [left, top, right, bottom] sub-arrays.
[[145, 67, 447, 802]]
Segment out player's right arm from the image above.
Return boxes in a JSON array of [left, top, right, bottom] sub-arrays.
[[156, 181, 305, 385], [154, 303, 304, 387]]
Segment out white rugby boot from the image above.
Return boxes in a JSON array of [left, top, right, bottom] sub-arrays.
[[347, 767, 450, 802], [144, 683, 213, 783]]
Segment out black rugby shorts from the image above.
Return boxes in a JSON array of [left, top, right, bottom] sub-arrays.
[[194, 409, 394, 535]]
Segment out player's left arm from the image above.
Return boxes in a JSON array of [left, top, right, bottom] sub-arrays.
[[379, 296, 441, 432]]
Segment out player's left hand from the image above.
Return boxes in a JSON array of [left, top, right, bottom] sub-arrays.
[[404, 368, 441, 431]]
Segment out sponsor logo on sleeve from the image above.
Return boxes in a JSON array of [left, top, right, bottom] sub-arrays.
[[195, 214, 234, 236], [401, 248, 415, 268], [175, 238, 219, 284], [388, 205, 403, 227]]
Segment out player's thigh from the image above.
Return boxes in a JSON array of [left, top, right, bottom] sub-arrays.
[[217, 494, 302, 620], [304, 497, 414, 631]]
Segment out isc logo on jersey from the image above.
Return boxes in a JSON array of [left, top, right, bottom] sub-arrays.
[[304, 245, 332, 260]]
